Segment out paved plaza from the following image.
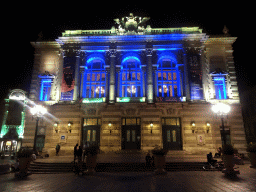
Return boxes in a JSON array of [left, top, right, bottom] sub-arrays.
[[0, 164, 255, 192]]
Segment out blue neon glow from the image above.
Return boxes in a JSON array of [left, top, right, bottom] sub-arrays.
[[213, 76, 227, 99], [120, 54, 143, 97], [86, 54, 105, 65], [157, 52, 178, 64], [39, 79, 52, 101], [157, 53, 181, 98]]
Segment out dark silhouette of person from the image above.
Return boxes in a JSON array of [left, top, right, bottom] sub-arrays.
[[74, 143, 78, 161]]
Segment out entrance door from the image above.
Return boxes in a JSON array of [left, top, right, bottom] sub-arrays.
[[83, 126, 100, 147], [162, 118, 182, 150], [122, 125, 141, 150]]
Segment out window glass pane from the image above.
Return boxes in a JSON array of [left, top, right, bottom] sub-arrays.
[[96, 73, 100, 81], [87, 130, 91, 141], [170, 118, 177, 125], [173, 72, 177, 80], [174, 85, 178, 97], [137, 73, 140, 80], [137, 118, 140, 125], [91, 86, 95, 98], [177, 118, 180, 126], [102, 73, 105, 81], [166, 119, 172, 125], [127, 130, 130, 142], [168, 72, 172, 80], [163, 73, 167, 80], [87, 118, 97, 125], [87, 74, 90, 81], [122, 73, 126, 81], [132, 130, 136, 142], [167, 130, 171, 142], [92, 130, 96, 142], [158, 72, 162, 80], [126, 118, 136, 125], [172, 130, 176, 142], [169, 85, 173, 97], [162, 118, 165, 125], [91, 73, 95, 81]]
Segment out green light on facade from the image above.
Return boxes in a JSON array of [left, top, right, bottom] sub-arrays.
[[82, 97, 106, 103], [116, 97, 146, 103]]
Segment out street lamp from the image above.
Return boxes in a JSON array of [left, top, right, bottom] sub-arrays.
[[30, 105, 47, 152], [212, 103, 230, 147]]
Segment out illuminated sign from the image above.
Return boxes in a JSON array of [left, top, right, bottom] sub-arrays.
[[156, 97, 186, 102], [82, 97, 106, 103], [116, 97, 146, 103]]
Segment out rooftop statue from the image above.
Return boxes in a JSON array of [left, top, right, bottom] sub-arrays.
[[114, 13, 150, 33]]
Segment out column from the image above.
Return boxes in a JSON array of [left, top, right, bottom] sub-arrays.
[[146, 48, 154, 103], [183, 50, 191, 101], [73, 50, 81, 101], [109, 49, 116, 103], [79, 66, 85, 98]]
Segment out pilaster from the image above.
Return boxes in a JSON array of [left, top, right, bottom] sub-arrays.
[[146, 48, 154, 103], [109, 49, 117, 103]]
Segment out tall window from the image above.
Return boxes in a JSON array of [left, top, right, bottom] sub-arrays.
[[83, 58, 106, 98], [213, 76, 227, 99], [39, 76, 53, 101], [157, 58, 181, 98], [120, 56, 143, 97]]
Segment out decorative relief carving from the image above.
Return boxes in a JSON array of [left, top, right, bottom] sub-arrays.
[[126, 108, 137, 115], [87, 109, 96, 115]]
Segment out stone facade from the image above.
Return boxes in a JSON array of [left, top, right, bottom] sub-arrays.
[[21, 14, 246, 156]]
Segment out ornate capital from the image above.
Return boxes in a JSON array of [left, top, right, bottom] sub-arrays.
[[108, 49, 117, 57], [145, 48, 153, 56]]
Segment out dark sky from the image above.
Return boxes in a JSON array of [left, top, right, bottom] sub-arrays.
[[0, 3, 253, 121]]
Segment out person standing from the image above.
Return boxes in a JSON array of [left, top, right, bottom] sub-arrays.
[[74, 143, 78, 161], [77, 146, 83, 174], [56, 144, 60, 156]]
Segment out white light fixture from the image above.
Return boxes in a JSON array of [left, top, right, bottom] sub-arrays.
[[127, 85, 136, 93], [212, 103, 230, 115], [30, 105, 47, 117]]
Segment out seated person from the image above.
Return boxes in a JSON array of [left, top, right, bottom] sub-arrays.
[[207, 152, 217, 167], [214, 147, 222, 158]]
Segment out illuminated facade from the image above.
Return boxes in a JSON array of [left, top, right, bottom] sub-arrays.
[[0, 89, 26, 155], [21, 14, 246, 155]]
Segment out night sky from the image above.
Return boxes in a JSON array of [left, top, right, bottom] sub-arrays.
[[0, 3, 253, 122]]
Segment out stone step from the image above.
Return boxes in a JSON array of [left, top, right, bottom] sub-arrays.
[[28, 162, 213, 173]]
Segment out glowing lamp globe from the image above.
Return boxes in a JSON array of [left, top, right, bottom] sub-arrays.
[[30, 105, 47, 116], [212, 103, 230, 115]]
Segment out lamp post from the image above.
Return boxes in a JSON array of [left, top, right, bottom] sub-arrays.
[[30, 105, 47, 152], [212, 103, 230, 147]]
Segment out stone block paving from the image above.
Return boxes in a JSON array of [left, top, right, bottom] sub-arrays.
[[0, 165, 256, 192]]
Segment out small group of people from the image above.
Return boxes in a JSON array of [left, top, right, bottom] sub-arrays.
[[74, 143, 89, 174], [207, 147, 244, 168]]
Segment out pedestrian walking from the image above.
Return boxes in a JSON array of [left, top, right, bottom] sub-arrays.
[[56, 144, 60, 156], [74, 143, 78, 161]]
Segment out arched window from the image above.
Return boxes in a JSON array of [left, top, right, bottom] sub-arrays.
[[120, 56, 143, 97], [157, 56, 181, 98], [83, 57, 106, 98]]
